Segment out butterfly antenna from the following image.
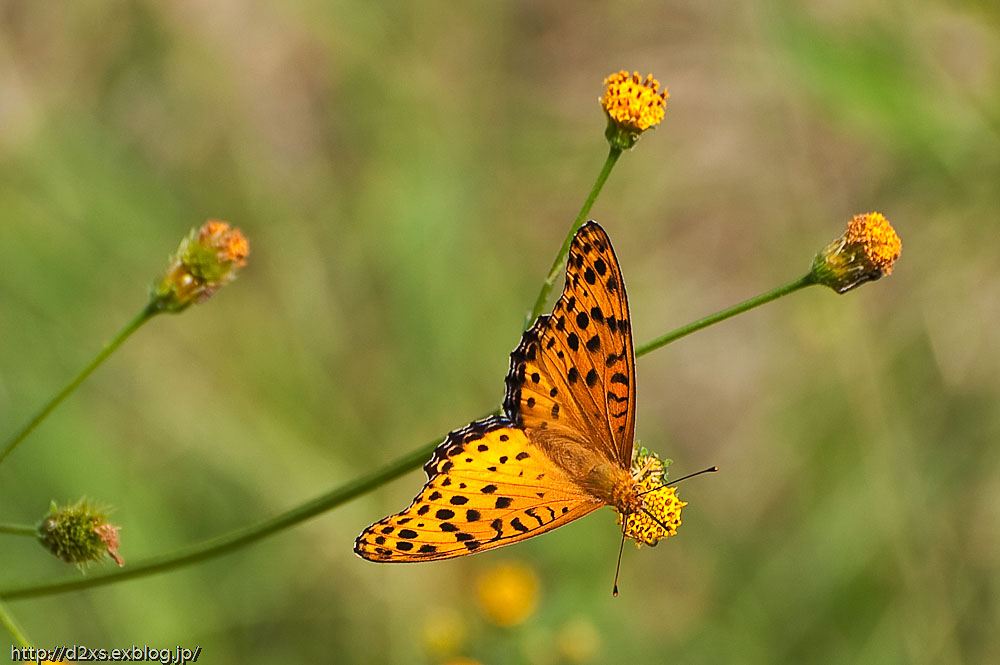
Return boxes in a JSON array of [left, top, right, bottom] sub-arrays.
[[638, 465, 719, 497], [641, 507, 675, 533], [612, 527, 626, 597]]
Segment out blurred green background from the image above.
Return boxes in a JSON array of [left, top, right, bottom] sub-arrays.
[[1, 1, 998, 663]]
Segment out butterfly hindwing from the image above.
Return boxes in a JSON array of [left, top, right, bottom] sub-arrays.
[[354, 416, 599, 562], [504, 221, 636, 468]]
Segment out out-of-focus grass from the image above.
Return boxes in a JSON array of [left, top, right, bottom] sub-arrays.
[[1, 2, 997, 664]]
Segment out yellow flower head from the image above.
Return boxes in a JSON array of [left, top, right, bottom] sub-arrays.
[[475, 560, 540, 627], [37, 499, 123, 568], [557, 616, 602, 664], [618, 449, 686, 547], [151, 220, 249, 312], [811, 212, 902, 294], [600, 70, 669, 150], [421, 608, 467, 657]]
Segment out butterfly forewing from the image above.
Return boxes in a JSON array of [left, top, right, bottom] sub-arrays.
[[354, 416, 600, 562], [504, 222, 636, 468]]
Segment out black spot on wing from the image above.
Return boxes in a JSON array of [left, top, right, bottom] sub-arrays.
[[422, 415, 526, 485], [610, 372, 629, 386]]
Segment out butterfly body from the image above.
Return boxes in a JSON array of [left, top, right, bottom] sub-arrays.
[[355, 222, 681, 563]]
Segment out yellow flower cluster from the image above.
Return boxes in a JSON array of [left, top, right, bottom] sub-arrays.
[[842, 212, 901, 274], [619, 450, 686, 547], [811, 211, 901, 293], [601, 71, 669, 132], [600, 70, 669, 150]]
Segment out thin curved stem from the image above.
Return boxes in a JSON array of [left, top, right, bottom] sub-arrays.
[[636, 274, 816, 358], [0, 415, 499, 600], [0, 599, 32, 648], [0, 302, 159, 466], [528, 147, 622, 322], [0, 524, 38, 537], [1, 275, 817, 599]]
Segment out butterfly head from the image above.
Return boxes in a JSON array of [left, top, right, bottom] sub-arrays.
[[616, 448, 687, 547]]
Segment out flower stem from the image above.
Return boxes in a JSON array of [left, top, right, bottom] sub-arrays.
[[528, 147, 622, 322], [0, 599, 32, 648], [0, 524, 38, 537], [636, 274, 816, 358], [0, 302, 159, 466], [0, 276, 819, 599], [0, 415, 500, 599]]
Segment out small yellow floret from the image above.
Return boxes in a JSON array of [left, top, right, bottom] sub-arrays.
[[601, 71, 668, 132], [618, 451, 686, 547], [844, 212, 901, 274]]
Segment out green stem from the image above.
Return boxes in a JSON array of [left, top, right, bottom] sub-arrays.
[[0, 303, 159, 466], [0, 277, 816, 599], [0, 275, 815, 598], [528, 147, 622, 322], [0, 417, 497, 599], [0, 598, 32, 648], [0, 524, 38, 537], [636, 274, 816, 358]]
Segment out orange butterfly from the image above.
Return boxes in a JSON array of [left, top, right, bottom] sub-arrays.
[[355, 222, 689, 564]]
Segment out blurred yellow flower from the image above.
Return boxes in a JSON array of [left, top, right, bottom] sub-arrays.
[[600, 70, 669, 150], [811, 212, 901, 294], [152, 219, 249, 312], [557, 616, 601, 664], [475, 560, 540, 627], [422, 607, 467, 657], [618, 449, 686, 547], [440, 659, 485, 665]]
